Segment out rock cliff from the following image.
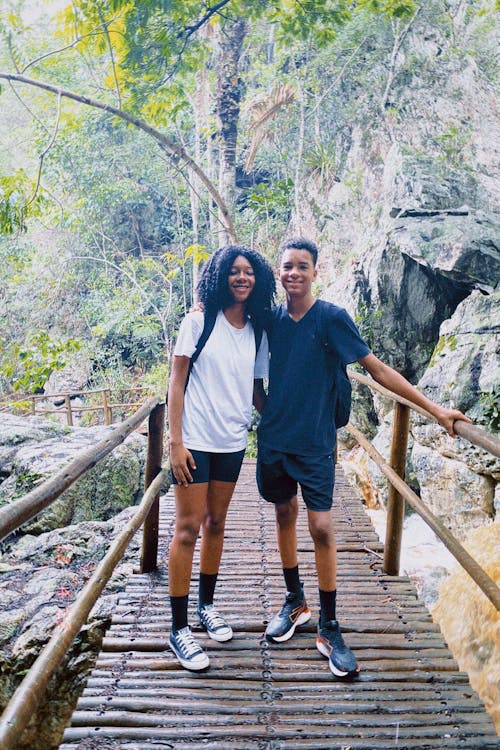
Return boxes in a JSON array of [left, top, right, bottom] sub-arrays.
[[295, 2, 499, 538]]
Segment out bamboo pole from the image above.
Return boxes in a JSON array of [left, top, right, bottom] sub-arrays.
[[384, 403, 410, 575], [0, 397, 161, 542], [140, 402, 166, 573], [0, 470, 165, 750], [346, 422, 500, 611]]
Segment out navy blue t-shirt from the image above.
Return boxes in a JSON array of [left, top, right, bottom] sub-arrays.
[[257, 300, 371, 455]]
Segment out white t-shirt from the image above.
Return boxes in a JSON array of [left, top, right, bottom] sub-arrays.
[[173, 311, 269, 452]]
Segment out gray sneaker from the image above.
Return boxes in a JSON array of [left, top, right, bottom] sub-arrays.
[[169, 626, 210, 671], [198, 604, 233, 642]]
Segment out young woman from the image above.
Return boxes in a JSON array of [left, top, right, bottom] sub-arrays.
[[167, 245, 275, 671]]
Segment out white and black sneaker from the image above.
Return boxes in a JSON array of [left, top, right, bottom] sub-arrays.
[[198, 605, 233, 642], [169, 626, 210, 671]]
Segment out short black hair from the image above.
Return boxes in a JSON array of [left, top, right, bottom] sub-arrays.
[[197, 245, 275, 328], [279, 236, 319, 266]]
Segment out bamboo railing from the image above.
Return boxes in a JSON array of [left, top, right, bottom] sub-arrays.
[[0, 398, 166, 750], [347, 369, 500, 610], [0, 387, 151, 426]]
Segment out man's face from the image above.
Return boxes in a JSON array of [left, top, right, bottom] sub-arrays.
[[278, 248, 317, 297]]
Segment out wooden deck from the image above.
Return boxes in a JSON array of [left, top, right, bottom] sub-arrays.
[[60, 460, 499, 750]]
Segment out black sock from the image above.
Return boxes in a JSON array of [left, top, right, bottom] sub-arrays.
[[283, 565, 301, 596], [319, 588, 337, 625], [198, 572, 218, 608], [170, 594, 189, 632]]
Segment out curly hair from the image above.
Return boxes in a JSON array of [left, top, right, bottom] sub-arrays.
[[196, 245, 275, 328]]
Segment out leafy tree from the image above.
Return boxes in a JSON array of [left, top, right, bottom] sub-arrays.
[[0, 330, 81, 393]]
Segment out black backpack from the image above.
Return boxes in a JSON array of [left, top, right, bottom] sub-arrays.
[[316, 301, 352, 429]]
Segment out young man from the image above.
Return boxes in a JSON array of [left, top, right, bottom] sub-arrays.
[[256, 236, 469, 679]]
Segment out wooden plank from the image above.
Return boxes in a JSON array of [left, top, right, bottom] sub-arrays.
[[60, 461, 498, 749]]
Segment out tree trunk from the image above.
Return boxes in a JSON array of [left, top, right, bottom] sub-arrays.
[[216, 17, 247, 244]]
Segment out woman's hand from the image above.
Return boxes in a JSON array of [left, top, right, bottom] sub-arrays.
[[170, 442, 197, 486]]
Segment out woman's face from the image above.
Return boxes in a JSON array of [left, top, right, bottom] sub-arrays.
[[227, 254, 255, 303]]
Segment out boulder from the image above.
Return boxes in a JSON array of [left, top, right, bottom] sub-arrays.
[[412, 442, 494, 539], [415, 289, 500, 419], [0, 508, 141, 750], [390, 210, 499, 293], [0, 415, 147, 535]]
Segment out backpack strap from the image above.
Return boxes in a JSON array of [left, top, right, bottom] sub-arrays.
[[190, 310, 217, 368], [316, 299, 331, 352], [316, 300, 352, 430], [251, 318, 263, 357]]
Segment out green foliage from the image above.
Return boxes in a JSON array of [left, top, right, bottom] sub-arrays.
[[243, 179, 293, 221], [303, 141, 339, 186], [479, 389, 500, 433], [354, 302, 382, 349], [355, 0, 416, 17], [15, 470, 44, 497], [434, 125, 473, 168], [0, 170, 43, 234], [0, 331, 81, 393], [269, 1, 350, 45]]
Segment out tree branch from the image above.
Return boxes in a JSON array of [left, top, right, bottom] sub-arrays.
[[96, 6, 122, 109], [0, 71, 237, 242], [24, 91, 62, 214], [21, 29, 120, 75], [181, 0, 233, 40]]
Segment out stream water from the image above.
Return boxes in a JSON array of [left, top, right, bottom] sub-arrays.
[[366, 508, 456, 607]]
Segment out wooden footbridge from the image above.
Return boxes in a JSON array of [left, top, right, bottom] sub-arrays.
[[61, 461, 498, 750], [1, 386, 499, 750]]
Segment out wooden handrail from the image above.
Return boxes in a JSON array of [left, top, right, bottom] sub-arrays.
[[346, 368, 500, 606], [0, 469, 166, 750], [0, 396, 161, 542], [0, 387, 154, 427], [0, 386, 151, 402], [346, 421, 500, 611], [349, 369, 500, 457]]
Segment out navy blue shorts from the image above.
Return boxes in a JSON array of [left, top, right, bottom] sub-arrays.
[[171, 448, 246, 485], [256, 445, 335, 512]]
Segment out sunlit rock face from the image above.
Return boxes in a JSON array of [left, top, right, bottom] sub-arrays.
[[415, 290, 500, 419], [431, 523, 500, 732]]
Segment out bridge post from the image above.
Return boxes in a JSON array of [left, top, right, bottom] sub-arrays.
[[383, 402, 410, 576], [64, 394, 73, 426], [139, 401, 166, 572], [102, 389, 112, 424]]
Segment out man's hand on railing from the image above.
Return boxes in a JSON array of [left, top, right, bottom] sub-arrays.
[[433, 405, 472, 438]]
